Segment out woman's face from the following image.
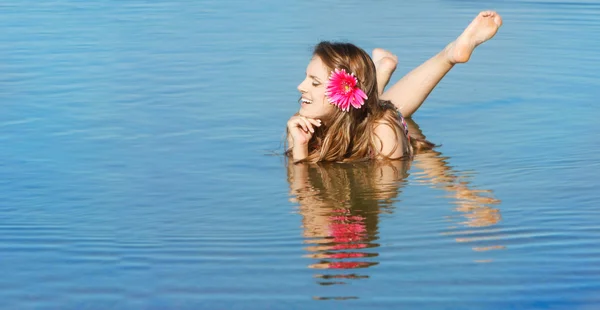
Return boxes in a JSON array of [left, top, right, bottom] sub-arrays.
[[297, 56, 336, 119]]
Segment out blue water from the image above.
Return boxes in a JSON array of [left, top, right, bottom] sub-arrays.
[[1, 0, 600, 308]]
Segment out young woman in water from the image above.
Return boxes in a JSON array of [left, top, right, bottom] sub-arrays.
[[286, 11, 502, 163]]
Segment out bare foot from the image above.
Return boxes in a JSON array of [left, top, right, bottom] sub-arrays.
[[372, 48, 398, 95], [446, 11, 503, 64]]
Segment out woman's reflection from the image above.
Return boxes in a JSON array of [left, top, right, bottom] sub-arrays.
[[288, 159, 409, 283], [286, 118, 503, 288]]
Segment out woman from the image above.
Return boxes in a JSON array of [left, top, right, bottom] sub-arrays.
[[286, 11, 502, 163]]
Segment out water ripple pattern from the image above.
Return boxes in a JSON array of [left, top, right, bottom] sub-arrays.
[[1, 0, 600, 308]]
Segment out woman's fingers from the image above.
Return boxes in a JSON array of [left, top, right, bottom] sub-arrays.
[[288, 116, 321, 134], [301, 117, 322, 132], [300, 118, 314, 133], [307, 118, 322, 127], [289, 117, 307, 132]]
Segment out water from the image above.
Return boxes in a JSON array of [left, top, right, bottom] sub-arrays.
[[1, 0, 600, 308]]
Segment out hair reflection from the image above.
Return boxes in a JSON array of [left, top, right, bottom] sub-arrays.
[[286, 118, 503, 292], [288, 158, 409, 284]]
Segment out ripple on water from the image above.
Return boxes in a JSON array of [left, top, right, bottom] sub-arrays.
[[2, 0, 600, 307]]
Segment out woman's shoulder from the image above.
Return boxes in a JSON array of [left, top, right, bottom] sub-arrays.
[[371, 104, 403, 131], [373, 119, 396, 137], [371, 102, 409, 159], [372, 118, 405, 159], [373, 116, 399, 138], [373, 101, 409, 139]]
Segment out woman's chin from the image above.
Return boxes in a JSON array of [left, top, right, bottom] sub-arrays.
[[298, 108, 311, 118], [299, 108, 320, 119]]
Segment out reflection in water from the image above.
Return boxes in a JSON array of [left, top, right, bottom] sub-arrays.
[[287, 160, 408, 290], [406, 119, 504, 257], [286, 119, 503, 299], [412, 150, 501, 228]]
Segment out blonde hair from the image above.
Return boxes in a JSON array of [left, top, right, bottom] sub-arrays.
[[287, 41, 432, 163]]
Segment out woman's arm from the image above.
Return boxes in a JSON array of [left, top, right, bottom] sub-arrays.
[[286, 115, 321, 162]]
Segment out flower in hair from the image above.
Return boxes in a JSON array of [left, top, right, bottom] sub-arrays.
[[325, 68, 368, 112]]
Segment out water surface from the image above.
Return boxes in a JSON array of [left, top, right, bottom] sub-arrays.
[[1, 0, 600, 308]]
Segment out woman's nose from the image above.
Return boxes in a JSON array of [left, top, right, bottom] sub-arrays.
[[297, 80, 307, 93]]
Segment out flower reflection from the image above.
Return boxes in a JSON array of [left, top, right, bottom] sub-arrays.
[[308, 209, 377, 270]]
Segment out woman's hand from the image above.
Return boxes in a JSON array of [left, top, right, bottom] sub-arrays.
[[287, 115, 321, 146]]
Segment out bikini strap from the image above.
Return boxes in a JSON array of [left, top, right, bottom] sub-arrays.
[[398, 111, 410, 142]]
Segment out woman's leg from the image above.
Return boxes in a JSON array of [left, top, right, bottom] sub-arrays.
[[373, 49, 398, 96], [374, 11, 502, 118]]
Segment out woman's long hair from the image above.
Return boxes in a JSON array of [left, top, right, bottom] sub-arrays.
[[287, 41, 433, 163]]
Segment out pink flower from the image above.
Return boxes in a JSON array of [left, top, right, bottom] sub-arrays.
[[325, 68, 368, 111]]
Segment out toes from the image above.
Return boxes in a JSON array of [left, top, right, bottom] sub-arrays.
[[478, 10, 502, 27], [494, 14, 503, 26]]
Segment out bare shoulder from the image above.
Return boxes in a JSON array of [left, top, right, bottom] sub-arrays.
[[373, 120, 404, 159], [373, 120, 395, 136]]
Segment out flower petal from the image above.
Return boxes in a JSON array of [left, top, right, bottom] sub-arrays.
[[325, 68, 367, 112]]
